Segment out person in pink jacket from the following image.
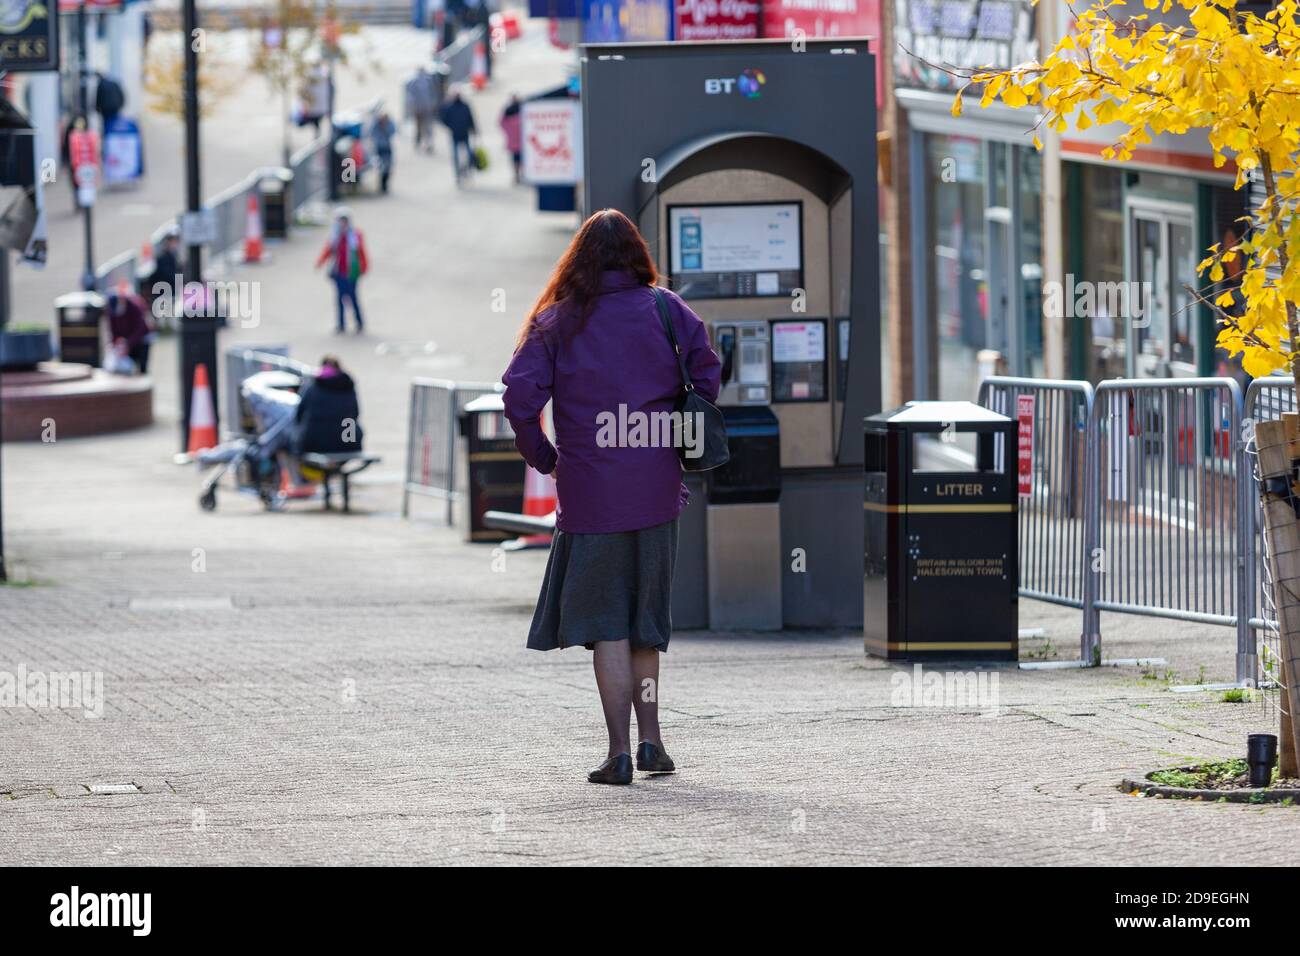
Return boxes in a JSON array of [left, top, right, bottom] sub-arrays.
[[499, 94, 523, 184]]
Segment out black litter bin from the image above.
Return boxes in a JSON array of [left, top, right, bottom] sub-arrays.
[[459, 394, 526, 543], [257, 167, 293, 239], [864, 401, 1018, 661], [54, 290, 106, 367]]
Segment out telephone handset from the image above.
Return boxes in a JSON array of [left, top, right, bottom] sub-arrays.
[[717, 325, 736, 385], [712, 321, 770, 406]]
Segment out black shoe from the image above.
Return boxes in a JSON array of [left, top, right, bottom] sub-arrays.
[[636, 741, 676, 774], [588, 753, 633, 785]]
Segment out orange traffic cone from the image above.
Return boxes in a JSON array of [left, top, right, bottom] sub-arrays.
[[243, 192, 263, 263], [505, 463, 556, 550], [186, 363, 218, 455], [470, 41, 488, 90]]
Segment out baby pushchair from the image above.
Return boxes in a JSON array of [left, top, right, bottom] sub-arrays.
[[197, 369, 304, 512]]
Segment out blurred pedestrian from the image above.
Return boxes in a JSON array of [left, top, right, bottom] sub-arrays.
[[439, 87, 477, 186], [500, 94, 523, 184], [94, 72, 125, 129], [106, 288, 156, 374], [502, 209, 722, 785], [293, 356, 364, 455], [404, 66, 440, 154], [147, 227, 182, 320], [370, 110, 396, 193], [314, 208, 368, 334], [296, 64, 330, 134]]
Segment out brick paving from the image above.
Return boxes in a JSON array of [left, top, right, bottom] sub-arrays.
[[4, 23, 1299, 866]]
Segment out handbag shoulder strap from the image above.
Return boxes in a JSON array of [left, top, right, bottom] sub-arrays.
[[651, 285, 695, 394]]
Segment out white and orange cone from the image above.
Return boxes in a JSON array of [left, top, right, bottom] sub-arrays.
[[243, 193, 263, 264], [186, 364, 218, 455], [470, 41, 488, 90]]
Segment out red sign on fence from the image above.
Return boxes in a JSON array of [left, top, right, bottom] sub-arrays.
[[1017, 394, 1034, 500]]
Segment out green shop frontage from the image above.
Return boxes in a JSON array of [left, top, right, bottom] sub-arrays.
[[1061, 142, 1248, 384]]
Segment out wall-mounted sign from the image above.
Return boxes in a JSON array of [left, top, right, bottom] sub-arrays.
[[772, 318, 828, 402], [893, 0, 1037, 92], [674, 0, 760, 40], [582, 0, 671, 41], [761, 0, 881, 106], [56, 0, 120, 10], [522, 99, 582, 185], [0, 0, 60, 72], [529, 0, 579, 16]]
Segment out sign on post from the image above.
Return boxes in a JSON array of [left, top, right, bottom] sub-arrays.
[[102, 115, 142, 185], [1016, 393, 1034, 500], [522, 99, 582, 185], [1, 0, 61, 71], [68, 127, 99, 207]]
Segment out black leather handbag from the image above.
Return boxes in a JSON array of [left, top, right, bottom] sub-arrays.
[[651, 286, 730, 472]]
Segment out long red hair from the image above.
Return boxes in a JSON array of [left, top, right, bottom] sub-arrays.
[[515, 209, 658, 349]]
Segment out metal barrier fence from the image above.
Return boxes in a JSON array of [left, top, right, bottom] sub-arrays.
[[439, 26, 484, 84], [982, 375, 1253, 680], [93, 99, 382, 286], [288, 139, 329, 214], [978, 378, 1094, 615], [1089, 379, 1247, 675], [402, 377, 502, 523], [1244, 375, 1296, 686]]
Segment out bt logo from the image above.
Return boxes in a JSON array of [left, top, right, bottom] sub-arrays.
[[704, 69, 766, 98]]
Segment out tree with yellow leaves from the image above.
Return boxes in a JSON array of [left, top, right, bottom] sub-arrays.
[[957, 0, 1300, 780], [143, 17, 239, 121]]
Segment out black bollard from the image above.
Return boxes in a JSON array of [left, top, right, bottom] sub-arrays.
[[1247, 733, 1278, 788]]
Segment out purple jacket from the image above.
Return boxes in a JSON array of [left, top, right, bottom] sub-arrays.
[[502, 270, 722, 534]]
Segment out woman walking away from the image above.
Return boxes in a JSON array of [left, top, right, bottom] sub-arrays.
[[502, 209, 722, 785]]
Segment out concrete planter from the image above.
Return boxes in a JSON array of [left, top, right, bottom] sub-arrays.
[[0, 328, 55, 370]]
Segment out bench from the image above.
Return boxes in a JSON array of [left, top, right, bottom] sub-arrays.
[[300, 452, 381, 512]]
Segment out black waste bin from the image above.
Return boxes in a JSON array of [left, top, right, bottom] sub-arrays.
[[257, 167, 293, 239], [54, 290, 106, 367], [459, 394, 525, 543], [864, 401, 1018, 662]]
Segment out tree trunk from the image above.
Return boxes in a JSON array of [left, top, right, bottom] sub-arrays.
[[1253, 418, 1300, 777], [1257, 153, 1300, 779]]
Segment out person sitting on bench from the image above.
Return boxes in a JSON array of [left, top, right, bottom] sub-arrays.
[[293, 355, 364, 455]]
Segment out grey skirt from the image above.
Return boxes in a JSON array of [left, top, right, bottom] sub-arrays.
[[526, 518, 678, 652]]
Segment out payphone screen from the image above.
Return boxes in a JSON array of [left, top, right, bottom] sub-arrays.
[[771, 319, 827, 402], [667, 203, 802, 300]]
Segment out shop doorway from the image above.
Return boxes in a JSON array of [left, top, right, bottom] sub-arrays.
[[1126, 200, 1198, 378]]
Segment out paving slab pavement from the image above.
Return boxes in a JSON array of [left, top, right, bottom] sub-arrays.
[[3, 23, 1298, 867]]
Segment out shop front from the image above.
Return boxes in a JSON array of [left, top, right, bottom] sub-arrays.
[[893, 0, 1042, 402], [1063, 149, 1247, 383]]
